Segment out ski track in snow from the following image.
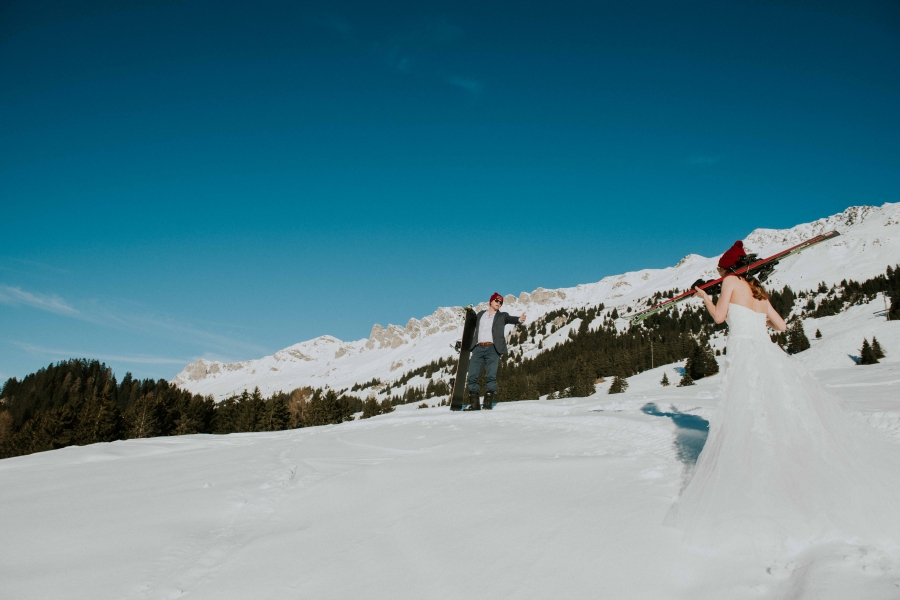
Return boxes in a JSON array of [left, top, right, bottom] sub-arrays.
[[126, 439, 302, 600], [4, 354, 900, 599]]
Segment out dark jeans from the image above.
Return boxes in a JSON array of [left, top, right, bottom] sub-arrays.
[[467, 344, 500, 396]]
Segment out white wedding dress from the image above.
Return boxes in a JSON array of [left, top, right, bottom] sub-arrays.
[[666, 303, 900, 555]]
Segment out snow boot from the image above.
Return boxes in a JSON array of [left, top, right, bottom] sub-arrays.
[[464, 395, 481, 411], [483, 392, 494, 410]]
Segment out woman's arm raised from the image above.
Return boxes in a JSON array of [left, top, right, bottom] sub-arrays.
[[694, 276, 736, 324]]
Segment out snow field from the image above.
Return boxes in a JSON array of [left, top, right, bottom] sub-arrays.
[[0, 398, 684, 600], [4, 347, 900, 599]]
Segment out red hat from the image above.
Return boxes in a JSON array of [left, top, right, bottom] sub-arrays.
[[489, 292, 503, 304], [718, 241, 746, 269]]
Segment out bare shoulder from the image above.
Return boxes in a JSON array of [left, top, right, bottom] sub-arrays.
[[720, 275, 740, 289]]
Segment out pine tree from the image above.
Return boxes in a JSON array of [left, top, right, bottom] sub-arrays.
[[229, 389, 264, 432], [287, 387, 311, 428], [76, 394, 122, 444], [887, 265, 900, 320], [815, 329, 822, 339], [125, 393, 161, 439], [569, 363, 597, 397], [786, 320, 811, 354], [685, 339, 719, 380], [0, 411, 12, 447], [177, 395, 216, 435], [360, 398, 380, 419], [303, 389, 345, 426], [608, 376, 628, 394], [860, 338, 879, 365], [569, 379, 596, 397], [433, 379, 450, 397], [771, 331, 788, 348], [872, 337, 886, 359], [261, 394, 290, 431], [678, 372, 695, 387], [660, 372, 670, 386], [769, 286, 796, 319], [213, 396, 238, 434], [379, 399, 395, 414]]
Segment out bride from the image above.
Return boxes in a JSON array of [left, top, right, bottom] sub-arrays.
[[665, 241, 900, 555]]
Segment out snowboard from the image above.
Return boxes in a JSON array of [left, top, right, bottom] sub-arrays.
[[450, 306, 478, 411], [630, 230, 841, 324]]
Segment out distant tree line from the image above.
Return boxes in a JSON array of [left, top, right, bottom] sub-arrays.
[[350, 378, 381, 392], [382, 357, 454, 394], [0, 360, 367, 460]]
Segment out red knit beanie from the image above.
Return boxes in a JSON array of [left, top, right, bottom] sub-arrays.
[[718, 241, 746, 269], [489, 292, 503, 304]]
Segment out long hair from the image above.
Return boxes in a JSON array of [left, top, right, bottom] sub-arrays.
[[746, 276, 769, 301]]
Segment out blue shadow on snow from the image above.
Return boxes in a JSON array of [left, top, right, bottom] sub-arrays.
[[641, 403, 709, 466]]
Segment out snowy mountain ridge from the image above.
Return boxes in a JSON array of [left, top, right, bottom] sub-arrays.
[[173, 203, 900, 399]]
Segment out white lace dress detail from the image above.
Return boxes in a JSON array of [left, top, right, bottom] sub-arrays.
[[665, 303, 900, 555]]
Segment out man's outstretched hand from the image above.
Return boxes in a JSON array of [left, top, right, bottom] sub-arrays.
[[520, 313, 527, 323]]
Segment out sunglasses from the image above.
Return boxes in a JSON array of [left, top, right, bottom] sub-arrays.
[[492, 298, 503, 304]]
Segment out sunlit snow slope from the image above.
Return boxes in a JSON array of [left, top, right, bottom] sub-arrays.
[[3, 306, 899, 599], [173, 203, 900, 400]]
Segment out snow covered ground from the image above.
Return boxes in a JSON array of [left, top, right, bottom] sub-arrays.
[[3, 304, 899, 599]]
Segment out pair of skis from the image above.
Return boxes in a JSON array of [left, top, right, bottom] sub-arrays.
[[629, 231, 840, 324]]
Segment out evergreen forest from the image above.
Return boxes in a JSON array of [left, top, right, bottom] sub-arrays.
[[0, 360, 364, 460]]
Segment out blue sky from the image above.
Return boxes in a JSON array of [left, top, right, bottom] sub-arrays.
[[1, 0, 899, 382]]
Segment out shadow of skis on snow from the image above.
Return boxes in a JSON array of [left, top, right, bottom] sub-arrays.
[[640, 403, 709, 467]]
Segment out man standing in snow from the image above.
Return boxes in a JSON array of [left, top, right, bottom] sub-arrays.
[[465, 293, 526, 411]]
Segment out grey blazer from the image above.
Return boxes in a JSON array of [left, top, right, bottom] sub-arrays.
[[470, 310, 523, 355]]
